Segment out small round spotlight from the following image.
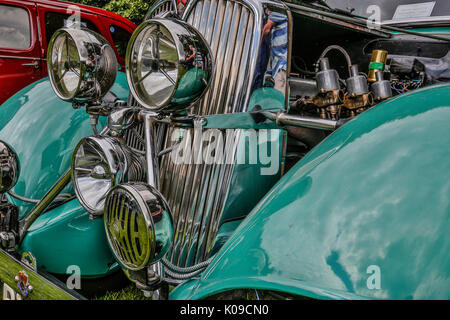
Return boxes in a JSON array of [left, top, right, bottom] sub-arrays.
[[47, 27, 117, 104], [71, 136, 144, 215], [0, 141, 20, 193]]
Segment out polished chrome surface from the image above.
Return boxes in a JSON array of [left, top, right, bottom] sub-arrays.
[[152, 0, 291, 268], [263, 111, 338, 131], [104, 183, 174, 271], [47, 28, 117, 104], [126, 18, 213, 112], [158, 125, 241, 267], [71, 136, 144, 215], [143, 113, 160, 188], [0, 141, 20, 193], [108, 107, 138, 133], [145, 0, 177, 19], [121, 0, 290, 270], [183, 0, 290, 114], [186, 0, 256, 115], [124, 94, 147, 153], [19, 169, 72, 243]]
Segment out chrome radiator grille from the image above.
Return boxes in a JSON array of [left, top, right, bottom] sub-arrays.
[[152, 1, 175, 17], [125, 0, 262, 269], [124, 95, 146, 152], [159, 0, 260, 268], [186, 0, 257, 115], [160, 127, 241, 267]]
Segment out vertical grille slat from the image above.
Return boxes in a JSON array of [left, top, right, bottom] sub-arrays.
[[149, 0, 259, 268]]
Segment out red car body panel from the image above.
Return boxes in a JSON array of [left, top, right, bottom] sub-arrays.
[[0, 0, 136, 105]]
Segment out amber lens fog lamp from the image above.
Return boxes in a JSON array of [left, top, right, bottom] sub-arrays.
[[104, 183, 173, 271], [47, 27, 118, 104]]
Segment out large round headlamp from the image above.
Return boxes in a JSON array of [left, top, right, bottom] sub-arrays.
[[126, 18, 213, 113], [104, 183, 173, 271], [47, 27, 118, 104], [71, 136, 144, 215], [0, 141, 20, 193]]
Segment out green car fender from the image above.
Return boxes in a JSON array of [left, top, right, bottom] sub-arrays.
[[0, 73, 129, 276], [171, 83, 450, 300]]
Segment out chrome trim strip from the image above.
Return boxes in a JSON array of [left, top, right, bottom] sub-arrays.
[[382, 16, 450, 26], [143, 112, 160, 188], [0, 55, 43, 61]]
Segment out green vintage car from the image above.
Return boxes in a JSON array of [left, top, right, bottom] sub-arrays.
[[0, 0, 449, 300]]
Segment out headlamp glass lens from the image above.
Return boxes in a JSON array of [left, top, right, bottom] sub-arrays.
[[50, 33, 81, 99], [72, 140, 112, 214], [129, 23, 178, 108]]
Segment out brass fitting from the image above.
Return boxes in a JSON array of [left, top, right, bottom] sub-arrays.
[[343, 92, 374, 110], [298, 89, 344, 108], [368, 50, 388, 83]]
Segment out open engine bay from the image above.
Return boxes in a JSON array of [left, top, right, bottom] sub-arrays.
[[285, 4, 450, 165]]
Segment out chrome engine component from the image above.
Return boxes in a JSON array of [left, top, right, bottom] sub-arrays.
[[371, 71, 393, 101], [316, 58, 340, 93], [343, 65, 373, 115], [346, 65, 369, 97]]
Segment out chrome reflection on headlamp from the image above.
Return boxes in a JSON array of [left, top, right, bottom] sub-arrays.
[[47, 27, 118, 104], [126, 18, 213, 113], [71, 136, 145, 215], [0, 141, 19, 193], [104, 183, 173, 271]]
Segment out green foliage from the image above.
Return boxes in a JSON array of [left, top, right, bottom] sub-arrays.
[[68, 0, 158, 24]]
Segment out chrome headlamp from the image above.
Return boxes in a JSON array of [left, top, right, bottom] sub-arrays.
[[47, 27, 118, 104], [126, 18, 213, 113], [71, 136, 145, 215], [104, 183, 173, 271], [0, 141, 19, 193]]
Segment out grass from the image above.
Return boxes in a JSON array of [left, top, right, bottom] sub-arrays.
[[96, 284, 152, 300]]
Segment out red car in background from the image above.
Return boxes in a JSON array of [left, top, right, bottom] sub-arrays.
[[0, 0, 136, 105]]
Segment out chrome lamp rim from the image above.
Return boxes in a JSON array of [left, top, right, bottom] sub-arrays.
[[47, 28, 83, 102], [125, 17, 214, 113], [104, 183, 157, 271], [71, 136, 129, 215]]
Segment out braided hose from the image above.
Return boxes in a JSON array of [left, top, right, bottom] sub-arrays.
[[161, 256, 213, 274], [164, 267, 205, 280]]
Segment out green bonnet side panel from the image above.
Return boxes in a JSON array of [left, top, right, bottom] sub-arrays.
[[20, 199, 118, 276], [171, 84, 450, 300], [0, 74, 129, 276], [0, 74, 129, 218]]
